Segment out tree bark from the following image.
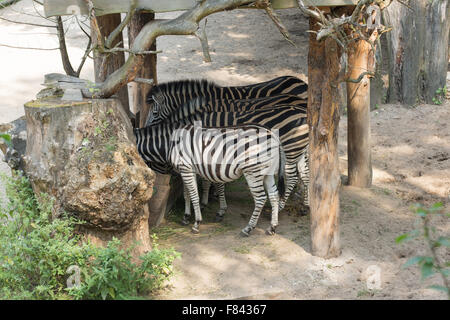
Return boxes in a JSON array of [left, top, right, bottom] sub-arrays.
[[307, 14, 341, 258], [92, 14, 130, 114], [23, 96, 154, 257], [346, 38, 373, 188], [128, 12, 157, 128], [382, 0, 450, 104]]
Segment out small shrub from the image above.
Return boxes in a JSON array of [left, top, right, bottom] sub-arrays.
[[432, 87, 447, 105], [396, 202, 450, 299], [0, 172, 179, 300]]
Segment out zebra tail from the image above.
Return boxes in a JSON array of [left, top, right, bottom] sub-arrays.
[[277, 146, 286, 198]]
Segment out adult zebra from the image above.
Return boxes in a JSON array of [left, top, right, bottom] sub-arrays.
[[145, 76, 308, 125], [134, 122, 286, 236], [146, 100, 309, 216]]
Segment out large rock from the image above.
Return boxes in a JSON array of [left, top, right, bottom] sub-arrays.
[[0, 116, 27, 171], [23, 96, 155, 255]]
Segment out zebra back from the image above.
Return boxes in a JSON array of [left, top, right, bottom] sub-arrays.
[[146, 95, 307, 126], [146, 76, 308, 125], [170, 124, 284, 182], [147, 104, 308, 164]]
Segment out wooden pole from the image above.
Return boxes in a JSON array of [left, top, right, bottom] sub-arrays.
[[346, 38, 373, 187], [307, 14, 341, 258], [127, 12, 157, 127], [91, 14, 130, 115]]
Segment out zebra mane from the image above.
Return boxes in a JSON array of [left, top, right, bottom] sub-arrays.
[[146, 79, 219, 104]]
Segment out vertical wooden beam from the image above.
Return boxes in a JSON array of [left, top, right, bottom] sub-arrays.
[[92, 14, 130, 114], [307, 15, 341, 258], [128, 12, 166, 228], [128, 12, 157, 127], [346, 39, 373, 187]]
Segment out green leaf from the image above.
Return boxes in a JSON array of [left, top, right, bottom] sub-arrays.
[[402, 256, 425, 269], [435, 237, 450, 248], [421, 261, 435, 279], [396, 233, 409, 243], [109, 287, 115, 299], [416, 208, 427, 217]]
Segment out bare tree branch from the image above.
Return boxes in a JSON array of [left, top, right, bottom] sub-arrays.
[[91, 0, 256, 99], [76, 37, 92, 77], [105, 0, 137, 49], [0, 43, 59, 50], [194, 18, 212, 62], [0, 15, 56, 28], [56, 16, 77, 77]]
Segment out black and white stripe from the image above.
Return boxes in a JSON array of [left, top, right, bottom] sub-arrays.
[[146, 97, 309, 211], [134, 122, 286, 236], [146, 76, 308, 124]]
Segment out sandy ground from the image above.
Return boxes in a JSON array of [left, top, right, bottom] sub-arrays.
[[1, 1, 449, 300]]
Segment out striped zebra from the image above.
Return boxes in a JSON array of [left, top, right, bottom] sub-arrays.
[[147, 94, 307, 126], [146, 76, 308, 124], [147, 99, 309, 215], [134, 122, 286, 236]]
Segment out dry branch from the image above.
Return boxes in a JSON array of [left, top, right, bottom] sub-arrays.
[[85, 0, 256, 99], [194, 18, 212, 62]]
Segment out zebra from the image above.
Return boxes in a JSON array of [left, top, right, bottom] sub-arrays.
[[145, 99, 309, 217], [134, 122, 286, 236], [146, 76, 308, 125], [144, 77, 309, 208]]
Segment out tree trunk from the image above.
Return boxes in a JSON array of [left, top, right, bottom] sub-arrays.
[[128, 12, 157, 128], [346, 38, 373, 188], [307, 14, 341, 258], [127, 12, 169, 228], [382, 0, 450, 104], [23, 97, 154, 257], [92, 14, 130, 115]]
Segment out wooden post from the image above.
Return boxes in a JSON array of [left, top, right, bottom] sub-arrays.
[[92, 14, 130, 115], [307, 14, 341, 258], [346, 38, 373, 187], [127, 12, 157, 127]]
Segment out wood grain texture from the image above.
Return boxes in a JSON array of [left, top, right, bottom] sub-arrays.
[[92, 14, 130, 114], [127, 12, 157, 128], [307, 15, 341, 258], [383, 0, 450, 104], [346, 38, 373, 188]]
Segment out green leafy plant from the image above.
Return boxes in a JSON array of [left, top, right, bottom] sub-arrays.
[[69, 235, 180, 300], [432, 87, 447, 105], [0, 172, 179, 300], [396, 202, 450, 299]]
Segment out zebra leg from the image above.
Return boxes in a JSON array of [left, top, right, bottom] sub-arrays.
[[297, 151, 310, 215], [278, 161, 299, 212], [241, 174, 267, 237], [264, 174, 279, 236], [182, 184, 191, 226], [200, 179, 211, 208], [214, 183, 228, 222], [180, 171, 203, 234]]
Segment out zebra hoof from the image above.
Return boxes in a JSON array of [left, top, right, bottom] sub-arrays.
[[181, 217, 190, 226], [240, 226, 252, 237], [191, 226, 200, 234], [265, 226, 276, 236], [214, 214, 224, 222], [240, 230, 250, 237]]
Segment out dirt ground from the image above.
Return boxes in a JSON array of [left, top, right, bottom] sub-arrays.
[[149, 9, 450, 300], [1, 2, 449, 300]]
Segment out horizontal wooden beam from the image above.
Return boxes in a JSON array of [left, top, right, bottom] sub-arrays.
[[44, 0, 358, 17]]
